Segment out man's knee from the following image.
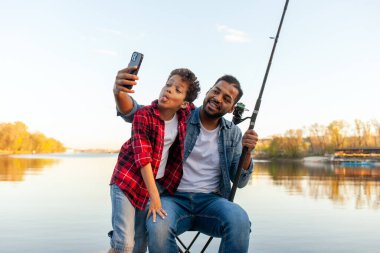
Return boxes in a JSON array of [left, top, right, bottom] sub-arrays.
[[146, 217, 171, 244], [225, 205, 251, 233]]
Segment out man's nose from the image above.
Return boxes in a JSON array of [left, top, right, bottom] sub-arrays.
[[213, 94, 222, 102]]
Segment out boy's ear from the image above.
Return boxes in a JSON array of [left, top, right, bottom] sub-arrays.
[[180, 101, 189, 109]]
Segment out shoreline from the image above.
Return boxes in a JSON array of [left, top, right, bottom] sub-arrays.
[[3, 152, 380, 166]]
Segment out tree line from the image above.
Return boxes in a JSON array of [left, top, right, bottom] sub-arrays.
[[256, 119, 380, 158], [0, 121, 66, 154]]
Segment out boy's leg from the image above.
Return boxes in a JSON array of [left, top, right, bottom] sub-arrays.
[[109, 184, 136, 253], [145, 193, 193, 253], [132, 208, 148, 253], [132, 181, 164, 253], [192, 193, 251, 253]]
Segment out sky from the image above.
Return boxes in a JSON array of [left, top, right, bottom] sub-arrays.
[[1, 0, 379, 150]]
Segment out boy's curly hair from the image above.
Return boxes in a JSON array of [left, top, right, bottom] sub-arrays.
[[168, 68, 200, 103]]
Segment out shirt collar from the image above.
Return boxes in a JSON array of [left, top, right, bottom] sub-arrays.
[[151, 100, 161, 118]]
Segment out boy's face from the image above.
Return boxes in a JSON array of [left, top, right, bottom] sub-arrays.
[[158, 74, 189, 110]]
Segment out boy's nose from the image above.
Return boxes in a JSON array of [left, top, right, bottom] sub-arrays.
[[166, 87, 173, 93]]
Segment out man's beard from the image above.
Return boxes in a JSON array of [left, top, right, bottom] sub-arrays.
[[203, 108, 224, 119], [202, 100, 226, 119]]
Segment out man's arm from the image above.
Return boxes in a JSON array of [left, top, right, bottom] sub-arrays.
[[242, 129, 258, 170], [236, 129, 259, 188]]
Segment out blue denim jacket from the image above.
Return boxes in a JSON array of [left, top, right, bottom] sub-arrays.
[[118, 98, 254, 199]]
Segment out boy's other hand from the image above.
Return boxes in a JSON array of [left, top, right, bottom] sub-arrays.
[[147, 196, 168, 222]]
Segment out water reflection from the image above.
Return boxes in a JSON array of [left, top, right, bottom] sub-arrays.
[[0, 154, 379, 253], [253, 161, 380, 210], [0, 156, 59, 182], [1, 154, 379, 209]]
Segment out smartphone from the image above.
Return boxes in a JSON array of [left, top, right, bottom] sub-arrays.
[[124, 51, 144, 89]]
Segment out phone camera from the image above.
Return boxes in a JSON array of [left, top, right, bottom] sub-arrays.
[[131, 52, 138, 61]]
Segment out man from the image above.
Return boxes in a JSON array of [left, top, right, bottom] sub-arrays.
[[113, 66, 258, 253]]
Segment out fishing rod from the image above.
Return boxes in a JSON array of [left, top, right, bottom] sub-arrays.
[[178, 0, 291, 252], [229, 0, 290, 201]]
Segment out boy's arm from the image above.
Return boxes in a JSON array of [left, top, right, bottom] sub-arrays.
[[141, 164, 167, 222], [131, 110, 167, 222], [116, 96, 143, 123]]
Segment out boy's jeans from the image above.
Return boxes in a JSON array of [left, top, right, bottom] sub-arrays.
[[146, 192, 251, 253], [109, 184, 147, 253]]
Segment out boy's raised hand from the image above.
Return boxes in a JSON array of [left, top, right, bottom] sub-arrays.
[[113, 66, 139, 94]]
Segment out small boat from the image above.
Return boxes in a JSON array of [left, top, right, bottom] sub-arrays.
[[339, 160, 376, 167]]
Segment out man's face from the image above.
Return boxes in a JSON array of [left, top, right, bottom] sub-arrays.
[[202, 80, 239, 119]]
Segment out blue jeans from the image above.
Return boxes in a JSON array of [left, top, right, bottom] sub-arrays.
[[146, 192, 251, 253], [109, 184, 148, 253]]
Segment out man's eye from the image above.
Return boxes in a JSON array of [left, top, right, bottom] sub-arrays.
[[224, 97, 232, 103]]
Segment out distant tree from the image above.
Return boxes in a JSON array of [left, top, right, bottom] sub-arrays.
[[255, 119, 379, 159], [0, 121, 65, 154], [371, 119, 380, 146], [0, 122, 28, 151], [352, 119, 372, 147], [326, 120, 348, 151], [283, 129, 307, 158], [266, 136, 284, 158], [307, 123, 327, 155]]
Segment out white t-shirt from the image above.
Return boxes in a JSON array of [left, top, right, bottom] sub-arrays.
[[177, 123, 221, 193], [156, 114, 178, 179]]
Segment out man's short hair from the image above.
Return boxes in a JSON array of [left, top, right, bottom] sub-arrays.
[[168, 68, 201, 103]]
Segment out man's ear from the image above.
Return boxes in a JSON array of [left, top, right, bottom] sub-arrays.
[[180, 101, 189, 109]]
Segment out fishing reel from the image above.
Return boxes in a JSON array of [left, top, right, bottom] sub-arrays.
[[232, 102, 251, 125]]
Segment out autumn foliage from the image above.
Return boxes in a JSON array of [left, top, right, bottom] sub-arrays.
[[0, 121, 66, 154], [256, 119, 380, 158]]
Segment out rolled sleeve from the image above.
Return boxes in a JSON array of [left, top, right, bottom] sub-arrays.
[[134, 152, 152, 169], [131, 111, 153, 169], [238, 158, 254, 187], [116, 97, 144, 123]]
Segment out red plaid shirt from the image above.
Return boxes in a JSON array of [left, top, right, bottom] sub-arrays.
[[111, 100, 191, 210]]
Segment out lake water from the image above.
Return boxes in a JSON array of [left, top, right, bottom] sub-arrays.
[[0, 153, 379, 253]]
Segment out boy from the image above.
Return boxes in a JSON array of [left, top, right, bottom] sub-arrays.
[[108, 68, 200, 253]]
